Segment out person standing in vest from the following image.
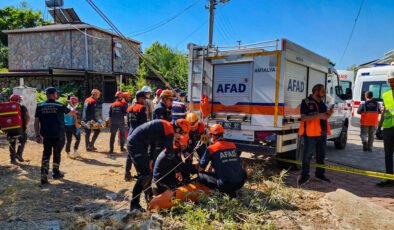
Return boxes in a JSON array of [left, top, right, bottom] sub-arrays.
[[125, 91, 147, 181], [109, 92, 127, 153], [357, 91, 380, 151], [376, 70, 394, 187], [152, 89, 162, 108], [297, 84, 334, 186], [34, 87, 74, 184], [64, 96, 81, 158], [82, 89, 102, 152]]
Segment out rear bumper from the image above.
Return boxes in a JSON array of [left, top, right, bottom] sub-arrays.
[[232, 141, 276, 155]]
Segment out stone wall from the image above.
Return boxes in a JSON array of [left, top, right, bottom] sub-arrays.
[[0, 76, 51, 90], [7, 29, 139, 74]]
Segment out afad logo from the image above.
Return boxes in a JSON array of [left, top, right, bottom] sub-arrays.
[[216, 78, 248, 93], [287, 79, 304, 92]]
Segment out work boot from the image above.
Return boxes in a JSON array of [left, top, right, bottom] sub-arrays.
[[362, 142, 368, 151], [121, 148, 126, 152], [130, 203, 145, 213], [315, 174, 331, 183], [109, 149, 114, 154], [10, 159, 18, 165], [376, 179, 394, 187], [297, 175, 310, 186], [125, 172, 133, 181], [15, 154, 25, 162], [52, 172, 65, 180], [367, 148, 373, 152], [41, 175, 49, 185]]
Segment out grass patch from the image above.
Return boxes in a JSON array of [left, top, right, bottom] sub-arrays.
[[163, 164, 295, 229]]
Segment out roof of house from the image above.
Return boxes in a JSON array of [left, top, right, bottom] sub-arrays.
[[3, 23, 141, 45]]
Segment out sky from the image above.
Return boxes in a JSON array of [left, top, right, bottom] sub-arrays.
[[1, 0, 394, 69]]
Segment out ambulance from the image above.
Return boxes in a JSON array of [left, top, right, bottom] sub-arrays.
[[187, 39, 352, 160], [351, 64, 393, 127]]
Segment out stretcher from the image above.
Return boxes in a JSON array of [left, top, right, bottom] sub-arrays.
[[147, 182, 211, 211]]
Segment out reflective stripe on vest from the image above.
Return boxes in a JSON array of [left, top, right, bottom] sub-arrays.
[[382, 90, 394, 128], [298, 98, 332, 137], [360, 100, 379, 126]]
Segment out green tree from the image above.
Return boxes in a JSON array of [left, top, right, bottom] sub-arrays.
[[0, 2, 45, 68], [139, 42, 188, 91]]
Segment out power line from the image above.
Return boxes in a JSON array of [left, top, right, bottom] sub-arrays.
[[175, 21, 207, 48], [338, 0, 365, 66], [127, 0, 202, 37]]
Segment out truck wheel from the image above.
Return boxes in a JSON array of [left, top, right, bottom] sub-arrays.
[[334, 127, 347, 149], [275, 150, 298, 170]]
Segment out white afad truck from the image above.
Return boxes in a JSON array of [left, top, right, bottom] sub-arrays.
[[187, 39, 352, 162]]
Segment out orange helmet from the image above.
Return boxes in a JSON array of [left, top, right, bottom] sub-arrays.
[[209, 124, 224, 135], [186, 112, 199, 130], [174, 134, 189, 149], [123, 92, 131, 98], [115, 91, 123, 98], [160, 89, 174, 100], [173, 119, 190, 134]]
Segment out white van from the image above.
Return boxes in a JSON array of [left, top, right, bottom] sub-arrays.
[[351, 64, 393, 127]]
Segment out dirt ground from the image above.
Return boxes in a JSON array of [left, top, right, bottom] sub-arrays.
[[0, 131, 393, 229]]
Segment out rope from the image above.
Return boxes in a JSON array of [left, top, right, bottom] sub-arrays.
[[115, 140, 203, 210]]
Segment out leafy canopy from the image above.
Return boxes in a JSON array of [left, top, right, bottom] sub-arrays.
[[139, 42, 188, 91]]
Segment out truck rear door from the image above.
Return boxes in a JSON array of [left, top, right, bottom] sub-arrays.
[[212, 62, 253, 123]]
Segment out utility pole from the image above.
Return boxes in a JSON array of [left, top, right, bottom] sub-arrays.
[[207, 0, 216, 47]]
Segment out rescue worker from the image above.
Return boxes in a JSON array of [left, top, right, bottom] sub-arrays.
[[297, 84, 334, 186], [152, 134, 189, 195], [376, 70, 394, 187], [128, 119, 190, 211], [122, 92, 132, 106], [125, 91, 147, 181], [357, 91, 380, 151], [34, 87, 74, 184], [109, 91, 127, 153], [198, 124, 246, 198], [172, 88, 187, 121], [82, 89, 102, 151], [153, 89, 173, 122], [64, 96, 81, 158], [152, 88, 162, 107], [7, 94, 29, 164], [182, 112, 206, 180]]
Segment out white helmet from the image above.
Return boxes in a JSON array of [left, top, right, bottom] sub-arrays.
[[387, 70, 394, 81], [141, 85, 152, 93]]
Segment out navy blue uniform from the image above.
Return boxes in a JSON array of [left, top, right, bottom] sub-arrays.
[[109, 100, 127, 151], [35, 99, 70, 177], [125, 103, 147, 177], [128, 119, 175, 209], [171, 98, 186, 121], [153, 102, 172, 122], [199, 140, 246, 197], [82, 97, 100, 150], [152, 148, 182, 195]]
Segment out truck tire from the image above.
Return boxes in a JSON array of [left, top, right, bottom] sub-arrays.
[[275, 150, 298, 170], [334, 126, 347, 149]]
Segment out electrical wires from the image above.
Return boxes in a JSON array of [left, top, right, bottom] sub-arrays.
[[338, 0, 365, 66]]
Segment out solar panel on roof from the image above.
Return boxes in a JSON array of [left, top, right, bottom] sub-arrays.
[[48, 8, 81, 24]]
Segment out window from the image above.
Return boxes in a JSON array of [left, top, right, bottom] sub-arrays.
[[341, 80, 352, 90], [361, 81, 389, 101]]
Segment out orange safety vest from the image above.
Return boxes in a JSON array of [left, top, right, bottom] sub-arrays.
[[360, 100, 379, 126], [298, 98, 331, 137]]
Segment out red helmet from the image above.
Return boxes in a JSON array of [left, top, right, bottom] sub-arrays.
[[9, 94, 22, 102], [156, 89, 163, 96], [173, 119, 190, 134], [123, 92, 132, 98], [209, 124, 224, 135], [115, 91, 123, 98]]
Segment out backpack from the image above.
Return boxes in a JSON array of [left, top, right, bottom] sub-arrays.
[[0, 101, 23, 136]]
